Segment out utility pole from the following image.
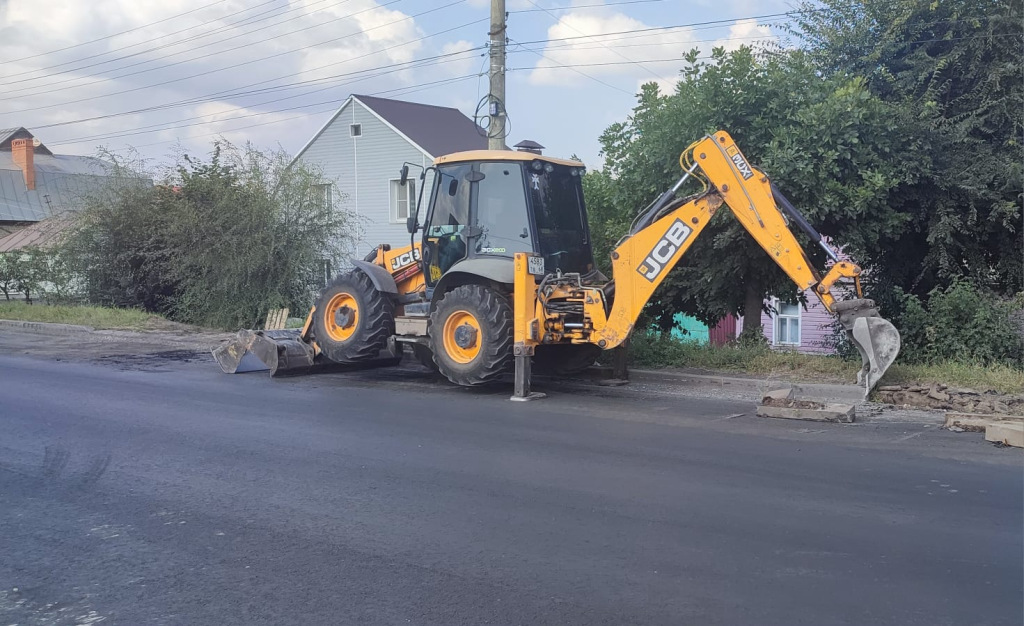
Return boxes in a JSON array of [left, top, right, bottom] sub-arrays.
[[487, 0, 506, 150]]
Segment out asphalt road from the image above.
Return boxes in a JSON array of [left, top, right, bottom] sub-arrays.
[[1, 350, 1021, 625]]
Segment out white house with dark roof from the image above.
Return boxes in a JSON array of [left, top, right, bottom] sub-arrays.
[[292, 95, 489, 256], [0, 127, 122, 238]]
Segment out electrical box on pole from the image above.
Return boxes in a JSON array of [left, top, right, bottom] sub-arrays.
[[488, 0, 506, 150]]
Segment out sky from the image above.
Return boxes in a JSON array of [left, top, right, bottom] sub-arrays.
[[0, 0, 793, 170]]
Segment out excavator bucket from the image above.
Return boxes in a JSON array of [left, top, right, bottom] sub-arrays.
[[212, 329, 319, 377], [833, 299, 901, 398]]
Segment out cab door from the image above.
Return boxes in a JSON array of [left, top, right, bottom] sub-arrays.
[[422, 163, 472, 286]]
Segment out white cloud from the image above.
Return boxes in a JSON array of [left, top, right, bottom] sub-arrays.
[[712, 18, 775, 52], [526, 9, 694, 88], [0, 0, 481, 158], [526, 8, 778, 95]]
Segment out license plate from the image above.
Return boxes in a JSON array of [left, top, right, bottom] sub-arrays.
[[527, 256, 546, 276]]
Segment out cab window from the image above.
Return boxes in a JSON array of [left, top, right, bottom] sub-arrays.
[[473, 162, 533, 257]]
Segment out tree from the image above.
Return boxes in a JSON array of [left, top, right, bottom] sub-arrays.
[[592, 47, 921, 334], [167, 142, 357, 329], [62, 141, 358, 329], [790, 0, 1024, 296], [0, 253, 22, 301]]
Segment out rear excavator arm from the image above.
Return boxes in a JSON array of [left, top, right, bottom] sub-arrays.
[[592, 130, 865, 346], [516, 130, 900, 397]]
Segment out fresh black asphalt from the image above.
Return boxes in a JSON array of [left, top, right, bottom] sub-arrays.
[[1, 352, 1021, 625]]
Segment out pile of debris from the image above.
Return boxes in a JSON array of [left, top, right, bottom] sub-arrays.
[[875, 384, 1023, 415]]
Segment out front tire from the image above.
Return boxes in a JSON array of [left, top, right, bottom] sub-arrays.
[[429, 284, 512, 386], [313, 271, 394, 363]]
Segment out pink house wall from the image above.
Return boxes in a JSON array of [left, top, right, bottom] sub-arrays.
[[758, 291, 835, 354], [734, 289, 840, 355]]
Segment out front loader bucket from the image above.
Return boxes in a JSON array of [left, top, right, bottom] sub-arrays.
[[834, 299, 901, 398], [213, 329, 318, 377]]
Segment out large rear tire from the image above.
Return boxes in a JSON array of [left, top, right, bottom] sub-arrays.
[[313, 271, 394, 363], [532, 344, 602, 377], [429, 285, 512, 386]]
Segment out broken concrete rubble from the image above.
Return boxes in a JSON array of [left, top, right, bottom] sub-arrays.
[[875, 385, 1023, 415]]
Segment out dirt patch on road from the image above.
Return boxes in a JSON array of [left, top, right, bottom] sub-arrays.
[[93, 350, 209, 371]]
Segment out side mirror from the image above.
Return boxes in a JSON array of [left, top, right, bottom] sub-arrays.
[[399, 165, 409, 186], [406, 216, 418, 234]]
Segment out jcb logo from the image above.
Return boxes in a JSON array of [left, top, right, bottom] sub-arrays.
[[729, 151, 754, 180], [389, 248, 421, 271], [637, 219, 692, 282]]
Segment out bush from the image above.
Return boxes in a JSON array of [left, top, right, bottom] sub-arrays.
[[0, 247, 75, 304], [62, 142, 358, 329], [894, 281, 1023, 368]]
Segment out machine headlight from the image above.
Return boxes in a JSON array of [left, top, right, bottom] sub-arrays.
[[531, 160, 544, 171], [544, 163, 554, 173]]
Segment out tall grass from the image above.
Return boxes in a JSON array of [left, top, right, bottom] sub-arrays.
[[0, 301, 156, 330], [627, 332, 1024, 394]]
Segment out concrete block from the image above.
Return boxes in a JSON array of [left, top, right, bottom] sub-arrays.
[[762, 388, 794, 403], [944, 412, 1024, 433], [985, 422, 1024, 448], [756, 404, 855, 423]]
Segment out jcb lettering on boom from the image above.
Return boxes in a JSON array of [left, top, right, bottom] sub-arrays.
[[637, 219, 692, 282], [729, 151, 754, 180], [389, 248, 421, 271]]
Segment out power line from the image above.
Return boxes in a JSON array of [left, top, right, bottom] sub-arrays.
[[510, 0, 663, 12], [0, 0, 467, 115], [0, 0, 233, 64], [24, 18, 489, 133], [0, 0, 286, 81], [507, 37, 632, 95], [520, 0, 665, 82], [126, 71, 485, 150], [51, 52, 484, 145], [0, 0, 378, 98], [510, 32, 1020, 71], [52, 73, 482, 149]]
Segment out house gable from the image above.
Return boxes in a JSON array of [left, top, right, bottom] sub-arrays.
[[293, 97, 444, 256]]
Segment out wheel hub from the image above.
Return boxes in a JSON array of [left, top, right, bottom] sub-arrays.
[[334, 305, 355, 329], [453, 323, 478, 349]]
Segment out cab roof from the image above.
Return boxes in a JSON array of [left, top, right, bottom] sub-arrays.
[[433, 150, 584, 168]]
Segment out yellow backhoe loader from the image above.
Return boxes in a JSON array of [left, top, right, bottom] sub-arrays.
[[214, 130, 900, 399]]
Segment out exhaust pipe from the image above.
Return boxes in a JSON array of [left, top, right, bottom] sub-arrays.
[[833, 299, 901, 398]]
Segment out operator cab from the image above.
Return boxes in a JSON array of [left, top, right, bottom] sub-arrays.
[[415, 150, 596, 286]]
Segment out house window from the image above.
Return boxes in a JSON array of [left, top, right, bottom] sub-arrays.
[[350, 124, 361, 137], [774, 301, 801, 346], [390, 179, 415, 222], [313, 183, 332, 209]]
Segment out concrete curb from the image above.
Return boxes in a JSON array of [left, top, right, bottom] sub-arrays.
[[0, 319, 95, 335], [590, 366, 867, 405], [0, 318, 232, 350]]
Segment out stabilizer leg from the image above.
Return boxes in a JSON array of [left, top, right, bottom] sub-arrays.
[[511, 345, 545, 401]]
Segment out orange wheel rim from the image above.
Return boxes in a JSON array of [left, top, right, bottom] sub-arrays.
[[324, 292, 358, 342], [442, 310, 482, 364]]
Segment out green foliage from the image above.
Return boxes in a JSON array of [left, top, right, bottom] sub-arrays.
[[0, 247, 69, 304], [62, 142, 357, 329], [0, 301, 155, 329], [0, 252, 22, 301], [591, 46, 917, 329], [790, 0, 1024, 296], [627, 330, 1024, 393], [60, 151, 177, 312], [893, 281, 1023, 367]]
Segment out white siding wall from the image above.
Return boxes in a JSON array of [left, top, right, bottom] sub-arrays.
[[296, 98, 432, 259]]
